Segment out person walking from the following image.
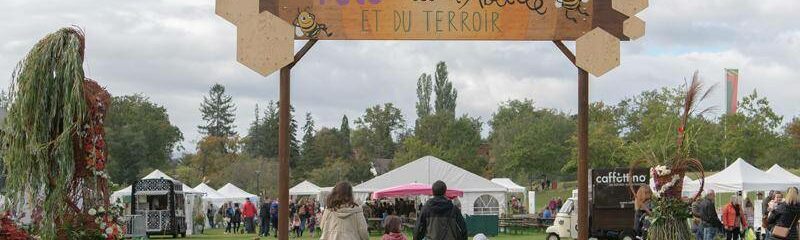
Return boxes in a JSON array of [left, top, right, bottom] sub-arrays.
[[224, 203, 233, 234], [231, 203, 242, 234], [634, 186, 653, 239], [694, 190, 724, 240], [270, 200, 279, 237], [260, 198, 271, 237], [722, 195, 747, 240], [207, 204, 216, 229], [319, 181, 369, 240], [414, 180, 468, 240], [767, 187, 800, 240], [308, 200, 318, 238], [242, 198, 257, 233]]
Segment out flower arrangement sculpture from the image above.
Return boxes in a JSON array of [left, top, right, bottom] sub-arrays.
[[630, 72, 713, 240]]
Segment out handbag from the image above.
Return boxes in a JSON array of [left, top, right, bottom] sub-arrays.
[[772, 214, 800, 239]]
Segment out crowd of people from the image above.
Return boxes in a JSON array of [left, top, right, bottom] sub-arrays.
[[205, 197, 321, 238], [202, 180, 472, 239], [633, 186, 800, 240]]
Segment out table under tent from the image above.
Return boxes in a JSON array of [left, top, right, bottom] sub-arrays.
[[110, 170, 204, 237], [491, 178, 529, 215]]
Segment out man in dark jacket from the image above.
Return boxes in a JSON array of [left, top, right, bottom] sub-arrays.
[[693, 190, 723, 240], [414, 181, 468, 240], [259, 198, 271, 237]]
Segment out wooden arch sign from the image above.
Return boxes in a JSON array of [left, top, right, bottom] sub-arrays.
[[216, 0, 647, 77]]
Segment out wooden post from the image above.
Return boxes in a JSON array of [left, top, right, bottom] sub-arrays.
[[553, 40, 590, 240], [278, 39, 317, 240], [278, 66, 290, 240], [577, 68, 589, 240]]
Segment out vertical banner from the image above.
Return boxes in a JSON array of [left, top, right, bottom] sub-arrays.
[[725, 69, 739, 114]]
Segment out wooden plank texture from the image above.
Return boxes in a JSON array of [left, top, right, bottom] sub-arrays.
[[263, 0, 603, 40]]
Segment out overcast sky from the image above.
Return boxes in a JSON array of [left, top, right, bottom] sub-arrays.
[[1, 0, 799, 152]]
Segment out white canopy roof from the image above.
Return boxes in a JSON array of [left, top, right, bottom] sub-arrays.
[[194, 183, 226, 199], [704, 158, 800, 192], [491, 178, 526, 193], [355, 156, 507, 193], [290, 180, 322, 196], [766, 164, 800, 182], [217, 183, 258, 200]]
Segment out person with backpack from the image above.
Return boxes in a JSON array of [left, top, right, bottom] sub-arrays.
[[259, 198, 271, 237], [414, 180, 467, 240], [231, 203, 243, 234], [270, 200, 279, 237]]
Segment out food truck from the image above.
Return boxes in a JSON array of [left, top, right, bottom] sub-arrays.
[[130, 178, 187, 238], [546, 168, 650, 240]]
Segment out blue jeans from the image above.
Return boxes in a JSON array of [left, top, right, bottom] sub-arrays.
[[694, 226, 704, 240], [703, 226, 719, 240]]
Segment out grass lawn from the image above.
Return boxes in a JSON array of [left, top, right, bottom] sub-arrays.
[[157, 228, 546, 240]]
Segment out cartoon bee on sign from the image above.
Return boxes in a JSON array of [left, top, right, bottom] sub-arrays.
[[556, 0, 590, 23], [294, 8, 333, 38]]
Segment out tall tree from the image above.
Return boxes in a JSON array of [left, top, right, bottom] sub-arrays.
[[563, 102, 626, 172], [790, 118, 800, 149], [340, 115, 353, 157], [416, 73, 433, 118], [199, 83, 237, 138], [433, 62, 457, 116], [106, 94, 184, 185], [353, 103, 405, 159], [720, 91, 787, 168], [243, 101, 300, 161], [488, 100, 575, 181]]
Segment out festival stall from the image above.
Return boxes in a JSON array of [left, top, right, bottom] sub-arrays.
[[110, 170, 204, 236], [491, 178, 528, 214], [355, 156, 508, 216], [704, 158, 800, 193], [193, 183, 227, 210], [216, 183, 259, 206], [766, 164, 800, 182], [290, 180, 323, 202]]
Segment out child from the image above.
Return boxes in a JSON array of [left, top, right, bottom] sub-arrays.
[[382, 215, 407, 240], [292, 215, 301, 237]]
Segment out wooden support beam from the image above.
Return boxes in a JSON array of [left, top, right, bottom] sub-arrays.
[[278, 39, 317, 240]]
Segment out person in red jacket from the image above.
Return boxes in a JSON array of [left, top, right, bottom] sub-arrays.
[[722, 195, 747, 240], [242, 198, 258, 233]]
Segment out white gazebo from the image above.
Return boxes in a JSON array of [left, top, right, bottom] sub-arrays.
[[704, 158, 800, 192], [355, 156, 508, 216], [290, 180, 322, 201], [193, 183, 227, 209], [491, 178, 526, 193], [766, 164, 800, 182], [216, 183, 259, 205]]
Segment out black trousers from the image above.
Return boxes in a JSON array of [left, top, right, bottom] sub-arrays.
[[726, 228, 741, 240]]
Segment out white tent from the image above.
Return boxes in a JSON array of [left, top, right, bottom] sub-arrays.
[[217, 183, 259, 204], [290, 180, 322, 196], [355, 156, 508, 215], [704, 158, 800, 192], [194, 183, 227, 208], [682, 177, 702, 197], [766, 164, 800, 182], [491, 178, 526, 193]]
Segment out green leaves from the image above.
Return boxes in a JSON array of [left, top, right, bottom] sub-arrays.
[[199, 83, 237, 138]]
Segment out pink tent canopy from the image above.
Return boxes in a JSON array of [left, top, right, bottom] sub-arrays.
[[371, 183, 464, 200]]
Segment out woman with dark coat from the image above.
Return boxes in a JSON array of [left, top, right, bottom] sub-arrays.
[[767, 187, 800, 240]]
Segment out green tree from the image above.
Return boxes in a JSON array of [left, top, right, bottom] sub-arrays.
[[433, 62, 457, 115], [105, 94, 183, 185], [198, 83, 237, 138], [720, 91, 788, 168], [489, 100, 575, 181], [243, 101, 299, 160], [353, 103, 405, 159], [178, 136, 240, 187], [563, 102, 626, 172], [416, 73, 433, 118], [340, 115, 352, 157], [789, 118, 800, 149]]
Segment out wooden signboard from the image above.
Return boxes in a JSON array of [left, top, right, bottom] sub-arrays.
[[268, 0, 598, 41], [216, 0, 646, 76]]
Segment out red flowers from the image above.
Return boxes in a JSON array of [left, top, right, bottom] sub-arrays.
[[0, 212, 31, 240]]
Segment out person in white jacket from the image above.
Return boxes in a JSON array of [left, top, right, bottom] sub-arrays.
[[319, 182, 370, 240]]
